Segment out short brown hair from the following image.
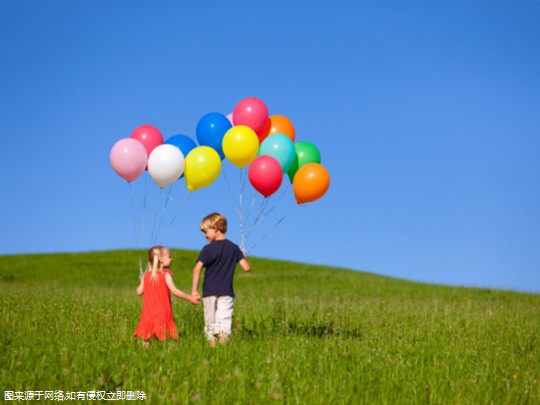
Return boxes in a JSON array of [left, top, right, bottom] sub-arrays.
[[200, 212, 227, 233]]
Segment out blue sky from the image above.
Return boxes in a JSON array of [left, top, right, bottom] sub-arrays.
[[1, 1, 539, 293]]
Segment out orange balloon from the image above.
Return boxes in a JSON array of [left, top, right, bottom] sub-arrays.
[[258, 115, 296, 143], [292, 163, 330, 204]]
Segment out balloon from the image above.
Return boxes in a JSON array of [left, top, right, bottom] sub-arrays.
[[292, 163, 330, 204], [110, 138, 148, 183], [196, 112, 232, 159], [130, 124, 164, 159], [259, 134, 296, 173], [222, 126, 259, 168], [166, 135, 197, 178], [248, 155, 283, 198], [166, 135, 197, 159], [148, 144, 185, 188], [287, 141, 322, 183], [226, 113, 234, 126], [258, 115, 295, 143], [233, 97, 269, 136], [184, 146, 222, 191]]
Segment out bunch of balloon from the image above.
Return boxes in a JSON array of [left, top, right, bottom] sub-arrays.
[[110, 124, 203, 274], [109, 125, 163, 275], [220, 97, 304, 253]]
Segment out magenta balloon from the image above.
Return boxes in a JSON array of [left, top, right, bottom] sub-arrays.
[[130, 124, 164, 158], [248, 155, 283, 197], [110, 138, 148, 182], [233, 97, 269, 135]]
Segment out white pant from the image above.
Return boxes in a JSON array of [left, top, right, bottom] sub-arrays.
[[202, 296, 234, 341]]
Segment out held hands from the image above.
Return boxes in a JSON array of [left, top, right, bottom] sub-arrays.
[[190, 291, 201, 305]]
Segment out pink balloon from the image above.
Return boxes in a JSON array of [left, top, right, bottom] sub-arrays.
[[110, 138, 148, 182], [233, 97, 269, 136], [130, 124, 164, 158], [248, 155, 283, 197], [226, 113, 234, 126]]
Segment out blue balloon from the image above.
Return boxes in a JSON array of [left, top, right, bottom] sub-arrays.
[[166, 134, 197, 158], [259, 134, 296, 173], [196, 112, 232, 159], [165, 135, 197, 178]]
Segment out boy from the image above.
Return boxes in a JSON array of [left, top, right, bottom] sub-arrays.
[[191, 212, 251, 347]]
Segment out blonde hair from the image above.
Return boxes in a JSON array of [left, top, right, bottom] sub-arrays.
[[147, 246, 167, 283], [200, 212, 227, 233]]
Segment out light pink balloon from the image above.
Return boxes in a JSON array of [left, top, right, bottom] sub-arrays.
[[110, 138, 148, 182], [226, 113, 234, 126]]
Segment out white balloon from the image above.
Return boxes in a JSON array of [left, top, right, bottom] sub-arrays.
[[148, 144, 185, 188]]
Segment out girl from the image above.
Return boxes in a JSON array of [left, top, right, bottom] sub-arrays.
[[134, 246, 198, 344]]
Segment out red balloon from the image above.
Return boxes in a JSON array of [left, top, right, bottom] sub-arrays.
[[130, 124, 164, 158], [248, 155, 283, 197], [233, 97, 269, 136]]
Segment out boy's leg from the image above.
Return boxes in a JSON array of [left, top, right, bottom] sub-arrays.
[[215, 296, 234, 339], [202, 296, 218, 343]]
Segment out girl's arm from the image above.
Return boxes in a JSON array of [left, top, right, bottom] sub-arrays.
[[165, 273, 198, 303], [136, 277, 144, 295]]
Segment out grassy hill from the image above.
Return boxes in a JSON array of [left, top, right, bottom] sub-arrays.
[[1, 250, 539, 403]]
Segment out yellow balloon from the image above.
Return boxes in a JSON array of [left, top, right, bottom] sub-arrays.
[[184, 146, 222, 191], [222, 125, 259, 168]]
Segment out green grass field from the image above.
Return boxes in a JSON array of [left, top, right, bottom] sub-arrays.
[[1, 250, 539, 403]]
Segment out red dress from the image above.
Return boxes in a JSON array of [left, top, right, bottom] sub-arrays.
[[134, 270, 178, 341]]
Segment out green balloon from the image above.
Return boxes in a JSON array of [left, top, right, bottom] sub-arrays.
[[287, 141, 321, 183]]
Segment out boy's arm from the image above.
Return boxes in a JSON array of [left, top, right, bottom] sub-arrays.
[[136, 277, 144, 295], [239, 258, 251, 272], [165, 273, 198, 304], [192, 261, 204, 297]]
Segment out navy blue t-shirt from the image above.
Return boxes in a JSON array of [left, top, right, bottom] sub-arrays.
[[197, 239, 244, 297]]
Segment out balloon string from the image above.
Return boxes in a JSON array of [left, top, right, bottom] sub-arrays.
[[243, 193, 258, 233], [238, 168, 247, 251], [246, 193, 295, 254], [244, 196, 270, 241], [162, 186, 190, 243], [221, 164, 237, 206], [141, 172, 148, 247], [152, 185, 174, 246], [222, 164, 246, 250], [246, 214, 288, 255], [243, 182, 292, 249], [150, 188, 163, 246], [129, 182, 143, 278], [128, 182, 140, 248], [262, 182, 291, 218]]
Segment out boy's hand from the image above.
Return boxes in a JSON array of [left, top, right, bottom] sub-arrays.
[[189, 294, 200, 305]]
